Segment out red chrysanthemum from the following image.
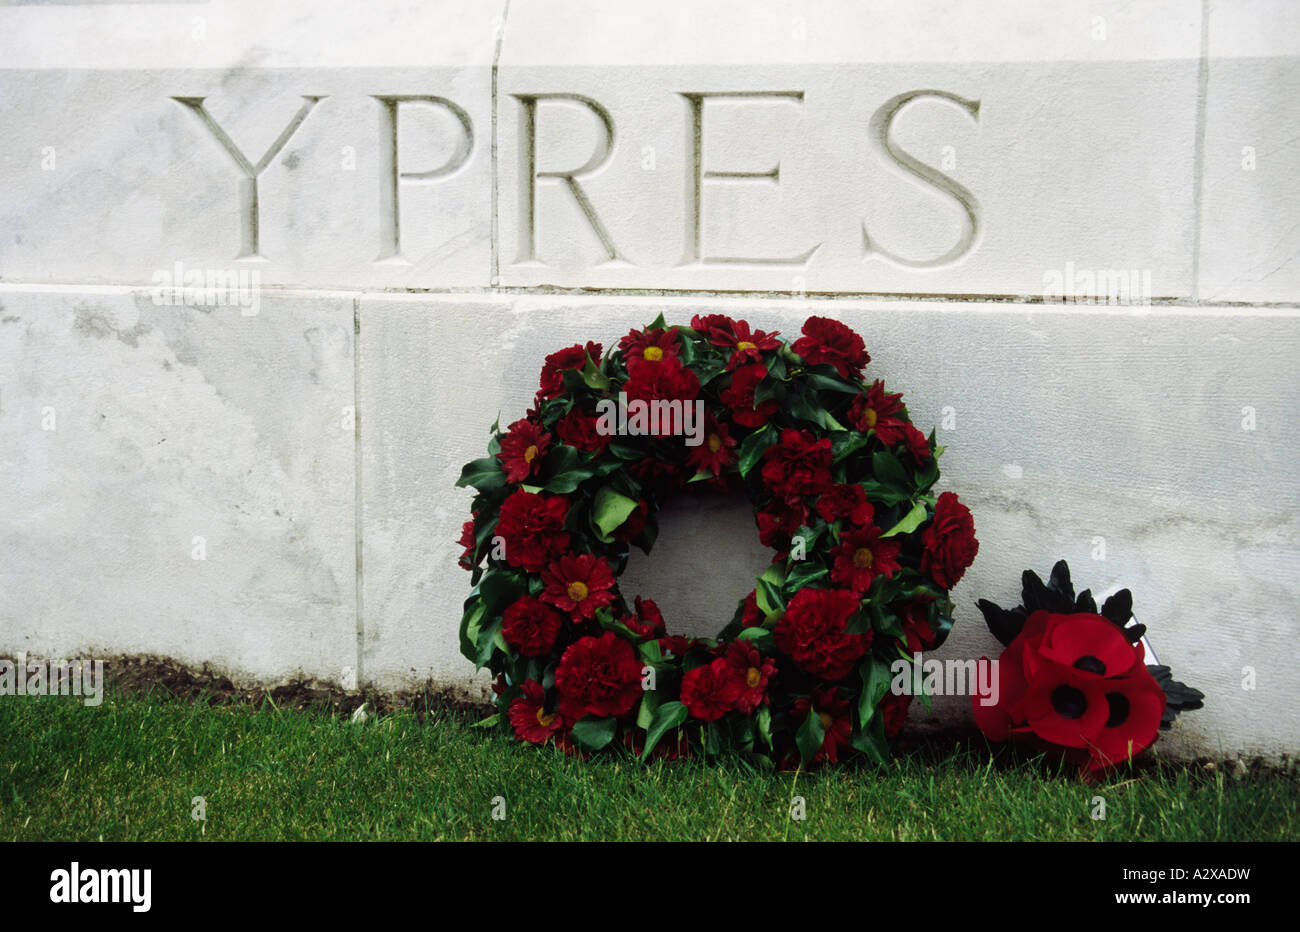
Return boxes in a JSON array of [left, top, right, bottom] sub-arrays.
[[540, 553, 617, 621], [508, 679, 566, 745], [830, 524, 902, 595], [501, 594, 565, 657], [720, 362, 779, 428], [793, 687, 853, 764], [495, 490, 570, 572], [848, 381, 907, 445], [774, 587, 871, 680], [720, 641, 777, 715], [921, 491, 978, 589], [618, 326, 681, 364], [686, 415, 738, 477], [792, 316, 870, 380], [554, 632, 644, 720], [496, 418, 550, 484]]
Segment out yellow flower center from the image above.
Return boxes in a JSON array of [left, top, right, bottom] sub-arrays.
[[566, 580, 589, 602], [863, 408, 878, 428], [818, 712, 834, 730], [643, 346, 664, 362], [536, 707, 557, 727], [707, 433, 722, 453], [524, 444, 539, 463], [853, 547, 874, 570], [745, 667, 762, 688], [736, 340, 756, 352]]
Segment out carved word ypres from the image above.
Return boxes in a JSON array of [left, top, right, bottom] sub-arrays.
[[174, 89, 980, 269]]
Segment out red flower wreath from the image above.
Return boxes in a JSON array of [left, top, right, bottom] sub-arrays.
[[457, 313, 979, 766]]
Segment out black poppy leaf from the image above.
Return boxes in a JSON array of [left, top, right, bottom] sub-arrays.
[[1123, 622, 1146, 644], [1101, 589, 1134, 627], [1148, 664, 1206, 728], [1048, 560, 1076, 602], [1020, 569, 1050, 612], [1076, 589, 1097, 613], [977, 599, 1027, 647]]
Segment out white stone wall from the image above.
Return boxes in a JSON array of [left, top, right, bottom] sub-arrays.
[[1, 0, 1296, 758]]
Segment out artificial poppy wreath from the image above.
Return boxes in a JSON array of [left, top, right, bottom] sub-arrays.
[[456, 313, 978, 766], [972, 561, 1205, 776]]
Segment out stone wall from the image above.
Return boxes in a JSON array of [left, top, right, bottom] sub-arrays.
[[1, 0, 1297, 758]]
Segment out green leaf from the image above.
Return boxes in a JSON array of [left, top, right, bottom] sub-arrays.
[[641, 701, 688, 761], [857, 655, 893, 729], [591, 486, 639, 538], [471, 712, 501, 729], [571, 716, 617, 752], [830, 431, 872, 463], [882, 501, 927, 538], [636, 690, 661, 731], [737, 425, 775, 478], [802, 371, 861, 394], [850, 712, 889, 764], [795, 705, 826, 765], [455, 457, 506, 492], [872, 450, 908, 489], [580, 357, 611, 391], [754, 706, 773, 749], [788, 389, 828, 428], [737, 626, 775, 651]]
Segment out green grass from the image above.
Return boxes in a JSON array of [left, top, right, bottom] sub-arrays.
[[1, 690, 1295, 841]]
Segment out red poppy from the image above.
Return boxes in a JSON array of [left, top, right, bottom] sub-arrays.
[[848, 381, 907, 445], [508, 679, 566, 744], [760, 428, 833, 503], [792, 317, 870, 380], [680, 659, 740, 722], [830, 524, 902, 594], [540, 553, 617, 621], [774, 587, 871, 680], [719, 362, 779, 428], [501, 595, 564, 657], [793, 688, 853, 764], [815, 483, 874, 526], [921, 491, 978, 589], [686, 415, 738, 477], [554, 632, 643, 720], [497, 418, 550, 484], [539, 342, 602, 399], [720, 641, 777, 714], [495, 490, 570, 572]]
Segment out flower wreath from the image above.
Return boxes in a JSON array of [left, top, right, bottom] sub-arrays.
[[456, 313, 979, 766]]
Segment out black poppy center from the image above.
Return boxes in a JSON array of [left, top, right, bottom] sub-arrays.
[[1105, 692, 1131, 728], [1050, 685, 1088, 720], [1073, 654, 1106, 676]]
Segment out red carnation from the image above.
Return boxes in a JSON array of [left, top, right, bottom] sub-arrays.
[[720, 641, 776, 715], [760, 428, 833, 503], [508, 679, 566, 745], [848, 381, 906, 445], [895, 597, 938, 654], [680, 659, 741, 722], [755, 500, 808, 550], [921, 491, 978, 589], [878, 691, 912, 739], [539, 342, 602, 399], [719, 362, 779, 428], [623, 595, 667, 639], [540, 553, 617, 621], [815, 483, 874, 526], [456, 518, 477, 571], [554, 632, 644, 720], [555, 409, 612, 455], [793, 688, 853, 764], [624, 358, 701, 436], [501, 594, 565, 657], [495, 490, 570, 572], [792, 316, 870, 379], [774, 587, 871, 680], [740, 590, 764, 628], [496, 418, 550, 484], [901, 422, 932, 462], [830, 524, 902, 595], [612, 497, 651, 543]]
